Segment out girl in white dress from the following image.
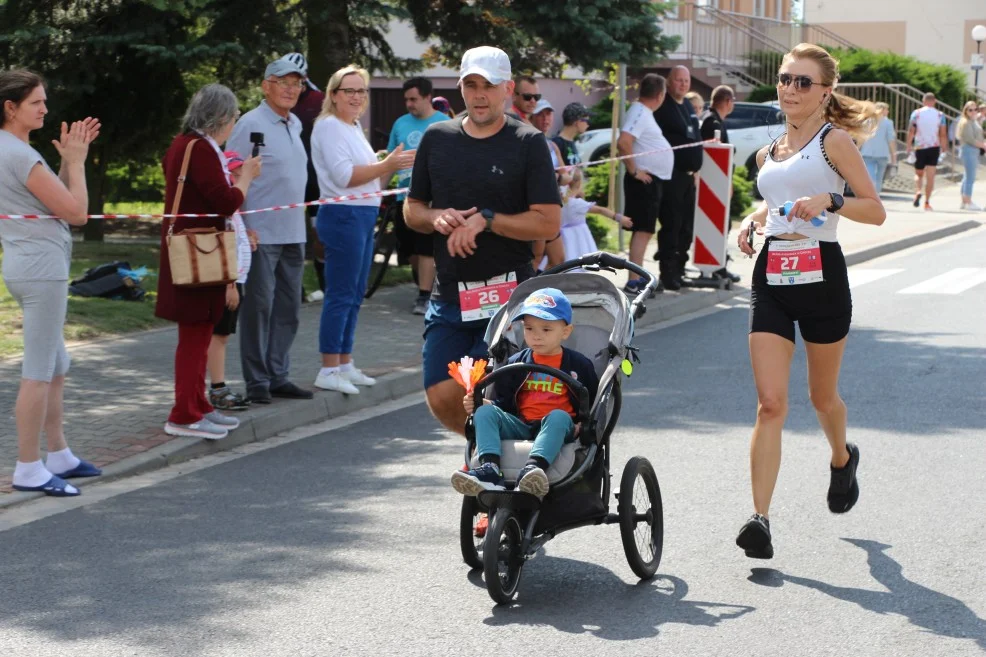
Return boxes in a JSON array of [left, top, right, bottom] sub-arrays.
[[559, 168, 633, 262]]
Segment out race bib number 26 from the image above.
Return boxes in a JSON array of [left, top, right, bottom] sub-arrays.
[[458, 272, 518, 322], [766, 238, 823, 286]]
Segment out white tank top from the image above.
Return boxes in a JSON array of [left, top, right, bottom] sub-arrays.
[[757, 123, 844, 243]]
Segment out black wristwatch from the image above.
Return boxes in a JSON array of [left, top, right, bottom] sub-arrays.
[[827, 193, 844, 214], [481, 208, 495, 232]]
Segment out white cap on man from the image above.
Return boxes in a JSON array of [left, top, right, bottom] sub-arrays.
[[458, 46, 512, 85], [532, 98, 554, 115]]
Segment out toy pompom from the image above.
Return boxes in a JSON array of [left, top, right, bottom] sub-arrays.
[[448, 356, 487, 393]]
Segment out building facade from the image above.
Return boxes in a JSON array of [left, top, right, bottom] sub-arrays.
[[803, 0, 986, 92]]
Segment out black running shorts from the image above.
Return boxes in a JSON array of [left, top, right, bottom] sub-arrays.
[[913, 147, 940, 171], [749, 238, 852, 344], [623, 174, 663, 234]]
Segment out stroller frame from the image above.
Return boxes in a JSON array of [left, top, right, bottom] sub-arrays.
[[458, 253, 665, 604]]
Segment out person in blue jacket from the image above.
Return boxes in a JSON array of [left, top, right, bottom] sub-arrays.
[[451, 288, 599, 499]]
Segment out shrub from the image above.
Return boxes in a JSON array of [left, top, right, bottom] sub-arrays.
[[746, 85, 777, 104], [830, 48, 968, 109], [731, 165, 755, 220], [586, 213, 614, 251]]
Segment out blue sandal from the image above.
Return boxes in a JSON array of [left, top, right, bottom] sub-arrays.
[[12, 475, 80, 497], [53, 459, 102, 479]]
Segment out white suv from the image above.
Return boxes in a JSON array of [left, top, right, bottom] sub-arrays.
[[576, 101, 784, 195]]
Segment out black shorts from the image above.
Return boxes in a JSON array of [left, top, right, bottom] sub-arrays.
[[213, 283, 244, 337], [749, 238, 852, 344], [623, 174, 663, 234], [391, 199, 433, 261], [914, 147, 940, 171]]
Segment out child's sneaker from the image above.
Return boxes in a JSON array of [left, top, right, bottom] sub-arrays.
[[209, 386, 251, 411], [516, 464, 549, 499], [451, 462, 505, 496]]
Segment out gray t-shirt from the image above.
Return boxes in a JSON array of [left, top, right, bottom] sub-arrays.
[[226, 101, 308, 245], [0, 130, 72, 281]]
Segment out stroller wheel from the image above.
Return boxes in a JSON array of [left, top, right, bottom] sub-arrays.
[[459, 496, 485, 570], [483, 509, 525, 604], [618, 456, 664, 580]]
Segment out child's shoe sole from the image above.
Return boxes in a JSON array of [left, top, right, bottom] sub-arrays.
[[451, 471, 503, 497]]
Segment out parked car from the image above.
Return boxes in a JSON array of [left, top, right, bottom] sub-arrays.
[[575, 101, 785, 197]]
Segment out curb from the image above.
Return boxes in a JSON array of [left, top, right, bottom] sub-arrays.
[[2, 220, 978, 511]]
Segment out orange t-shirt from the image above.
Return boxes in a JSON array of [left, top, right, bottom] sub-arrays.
[[516, 352, 575, 422]]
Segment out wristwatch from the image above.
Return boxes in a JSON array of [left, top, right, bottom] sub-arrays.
[[826, 193, 844, 214], [481, 208, 495, 232]]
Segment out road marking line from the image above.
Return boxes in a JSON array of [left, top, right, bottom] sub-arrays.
[[898, 268, 986, 295], [847, 269, 904, 289]]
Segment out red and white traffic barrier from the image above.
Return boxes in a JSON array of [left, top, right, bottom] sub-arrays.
[[690, 142, 734, 276]]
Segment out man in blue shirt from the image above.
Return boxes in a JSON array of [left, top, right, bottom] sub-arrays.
[[387, 77, 450, 315]]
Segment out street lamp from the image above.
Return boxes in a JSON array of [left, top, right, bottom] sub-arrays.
[[973, 24, 986, 89]]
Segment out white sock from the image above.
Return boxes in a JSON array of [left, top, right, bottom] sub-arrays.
[[320, 366, 341, 377], [340, 362, 355, 373], [13, 460, 54, 488], [45, 447, 81, 475]]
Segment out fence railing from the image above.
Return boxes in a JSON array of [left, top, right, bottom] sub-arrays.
[[661, 3, 862, 89]]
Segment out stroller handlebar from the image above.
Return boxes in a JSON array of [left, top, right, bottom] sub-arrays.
[[539, 252, 658, 314], [471, 362, 592, 425]]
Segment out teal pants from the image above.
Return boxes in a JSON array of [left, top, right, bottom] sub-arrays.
[[474, 405, 575, 465]]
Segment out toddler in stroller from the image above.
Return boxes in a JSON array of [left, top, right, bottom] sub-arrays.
[[451, 288, 599, 499]]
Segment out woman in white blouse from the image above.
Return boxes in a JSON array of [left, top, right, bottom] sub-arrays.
[[310, 65, 415, 394]]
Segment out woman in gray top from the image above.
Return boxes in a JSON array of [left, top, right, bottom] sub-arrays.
[[956, 101, 986, 211], [0, 69, 101, 497]]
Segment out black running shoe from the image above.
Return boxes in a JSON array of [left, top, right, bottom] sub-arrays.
[[913, 193, 921, 208], [828, 443, 860, 513], [736, 513, 773, 559]]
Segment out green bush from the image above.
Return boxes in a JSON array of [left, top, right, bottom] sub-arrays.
[[586, 213, 614, 251], [830, 48, 968, 109], [583, 163, 614, 205], [731, 165, 755, 220], [746, 85, 777, 104]]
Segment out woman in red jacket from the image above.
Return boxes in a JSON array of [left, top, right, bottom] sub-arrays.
[[156, 84, 261, 439]]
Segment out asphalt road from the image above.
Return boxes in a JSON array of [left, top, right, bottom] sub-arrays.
[[1, 230, 984, 657]]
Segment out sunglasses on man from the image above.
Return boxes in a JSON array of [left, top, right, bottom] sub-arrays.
[[519, 93, 542, 102], [776, 73, 822, 92]]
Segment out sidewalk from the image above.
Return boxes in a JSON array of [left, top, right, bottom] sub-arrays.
[[0, 186, 981, 507]]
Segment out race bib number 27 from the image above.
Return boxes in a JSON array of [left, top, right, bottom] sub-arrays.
[[766, 238, 823, 286], [458, 272, 518, 322]]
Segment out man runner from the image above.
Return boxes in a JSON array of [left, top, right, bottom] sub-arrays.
[[404, 46, 562, 434], [906, 92, 948, 211]]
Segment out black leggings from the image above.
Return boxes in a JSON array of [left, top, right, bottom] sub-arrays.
[[749, 238, 852, 344]]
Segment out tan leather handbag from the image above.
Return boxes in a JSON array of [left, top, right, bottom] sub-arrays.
[[166, 138, 239, 288]]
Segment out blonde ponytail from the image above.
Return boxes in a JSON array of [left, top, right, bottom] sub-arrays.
[[825, 92, 880, 143]]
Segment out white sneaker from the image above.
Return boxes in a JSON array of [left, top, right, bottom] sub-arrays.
[[205, 411, 240, 429], [306, 290, 324, 303], [164, 419, 229, 440], [343, 368, 377, 387], [314, 371, 360, 394], [962, 202, 983, 211]]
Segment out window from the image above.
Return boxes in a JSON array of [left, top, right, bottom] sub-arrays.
[[754, 0, 765, 17], [775, 0, 784, 19]]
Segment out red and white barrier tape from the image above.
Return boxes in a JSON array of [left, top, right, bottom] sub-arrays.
[[0, 140, 717, 220]]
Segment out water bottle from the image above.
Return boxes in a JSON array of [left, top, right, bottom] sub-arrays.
[[771, 201, 826, 228]]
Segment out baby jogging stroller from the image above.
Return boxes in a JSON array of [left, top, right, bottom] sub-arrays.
[[459, 252, 664, 604]]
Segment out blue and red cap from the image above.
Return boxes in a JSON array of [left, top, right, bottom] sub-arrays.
[[512, 288, 573, 325]]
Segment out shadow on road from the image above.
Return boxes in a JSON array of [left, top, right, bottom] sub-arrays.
[[483, 557, 754, 640], [748, 538, 986, 650], [0, 403, 451, 650], [618, 305, 985, 437]]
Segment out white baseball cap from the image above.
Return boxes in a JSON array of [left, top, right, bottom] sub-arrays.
[[458, 46, 512, 85], [532, 99, 554, 115]]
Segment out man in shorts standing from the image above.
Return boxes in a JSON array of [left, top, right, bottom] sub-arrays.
[[404, 46, 562, 435], [617, 73, 672, 295], [388, 77, 450, 315], [906, 92, 948, 211]]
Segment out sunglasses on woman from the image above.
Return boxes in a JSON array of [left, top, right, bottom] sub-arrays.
[[776, 73, 819, 92]]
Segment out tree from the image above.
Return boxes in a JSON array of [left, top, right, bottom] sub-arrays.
[[403, 0, 678, 76]]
